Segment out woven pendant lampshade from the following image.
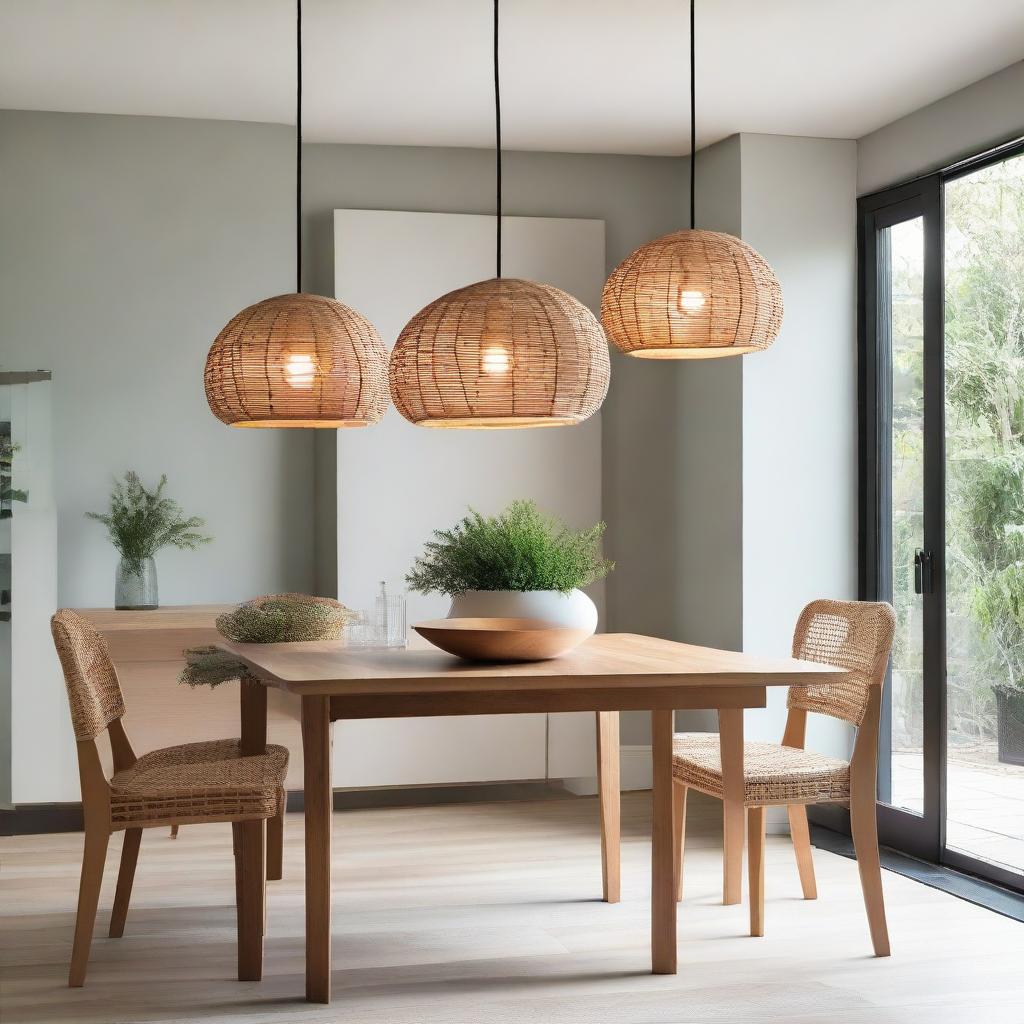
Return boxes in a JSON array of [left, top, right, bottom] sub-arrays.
[[390, 278, 609, 428], [203, 0, 389, 428], [601, 0, 782, 359], [601, 228, 783, 359], [389, 0, 610, 429], [204, 292, 389, 428]]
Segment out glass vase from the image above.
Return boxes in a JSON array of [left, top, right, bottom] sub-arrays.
[[115, 556, 158, 610]]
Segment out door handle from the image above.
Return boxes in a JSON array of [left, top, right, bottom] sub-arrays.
[[914, 548, 934, 594]]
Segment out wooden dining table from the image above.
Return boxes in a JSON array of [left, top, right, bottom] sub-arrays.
[[220, 631, 845, 1004]]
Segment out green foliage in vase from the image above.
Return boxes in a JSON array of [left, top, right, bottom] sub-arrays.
[[406, 499, 613, 597], [86, 471, 211, 576]]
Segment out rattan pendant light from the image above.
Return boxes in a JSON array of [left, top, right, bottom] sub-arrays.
[[204, 1, 388, 428], [601, 0, 782, 359], [388, 0, 610, 428]]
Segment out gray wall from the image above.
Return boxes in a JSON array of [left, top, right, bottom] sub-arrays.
[[0, 110, 315, 606], [740, 135, 859, 758], [682, 136, 744, 655], [632, 133, 860, 816], [858, 61, 1024, 195], [629, 136, 747, 735], [1, 115, 686, 751], [601, 137, 745, 674], [0, 108, 867, 764]]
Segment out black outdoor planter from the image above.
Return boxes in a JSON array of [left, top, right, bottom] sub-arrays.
[[994, 688, 1024, 766]]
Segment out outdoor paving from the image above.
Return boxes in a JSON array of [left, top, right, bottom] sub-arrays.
[[891, 748, 1024, 873]]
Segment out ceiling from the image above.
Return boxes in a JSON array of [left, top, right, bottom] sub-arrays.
[[2, 0, 1023, 156]]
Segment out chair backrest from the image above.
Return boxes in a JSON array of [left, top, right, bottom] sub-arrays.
[[786, 599, 895, 727], [51, 609, 125, 741]]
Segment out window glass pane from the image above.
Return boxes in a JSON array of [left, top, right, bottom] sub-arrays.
[[886, 216, 926, 815], [945, 152, 1024, 874]]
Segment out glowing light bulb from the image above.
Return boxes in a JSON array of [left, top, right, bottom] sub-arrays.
[[284, 352, 316, 389], [480, 344, 511, 375], [677, 288, 706, 313]]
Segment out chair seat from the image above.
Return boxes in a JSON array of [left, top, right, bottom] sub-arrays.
[[110, 738, 288, 827], [672, 733, 850, 806]]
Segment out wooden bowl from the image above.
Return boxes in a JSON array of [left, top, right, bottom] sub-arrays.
[[412, 617, 591, 662]]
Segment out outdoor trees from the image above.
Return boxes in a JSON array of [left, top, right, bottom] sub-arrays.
[[945, 155, 1024, 756]]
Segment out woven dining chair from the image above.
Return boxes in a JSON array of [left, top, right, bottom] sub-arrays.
[[50, 609, 289, 987], [671, 599, 896, 955]]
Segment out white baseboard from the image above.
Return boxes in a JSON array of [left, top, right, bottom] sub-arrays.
[[559, 744, 790, 835]]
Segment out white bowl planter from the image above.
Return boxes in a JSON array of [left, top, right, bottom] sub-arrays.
[[448, 589, 598, 636]]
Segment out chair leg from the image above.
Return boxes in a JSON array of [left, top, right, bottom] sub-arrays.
[[234, 821, 270, 936], [748, 807, 766, 937], [266, 802, 284, 882], [787, 804, 817, 900], [718, 709, 745, 905], [236, 819, 265, 981], [108, 828, 142, 938], [232, 822, 242, 909], [850, 793, 890, 956], [68, 827, 110, 987], [673, 783, 687, 901]]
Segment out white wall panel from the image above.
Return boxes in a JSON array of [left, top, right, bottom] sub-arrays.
[[333, 209, 605, 785]]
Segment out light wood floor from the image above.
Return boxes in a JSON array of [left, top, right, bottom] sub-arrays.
[[2, 791, 1023, 1024]]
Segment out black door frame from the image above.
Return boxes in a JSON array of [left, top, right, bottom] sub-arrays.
[[856, 137, 1024, 893], [858, 174, 945, 863]]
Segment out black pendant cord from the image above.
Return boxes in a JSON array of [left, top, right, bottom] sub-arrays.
[[494, 0, 502, 279], [296, 0, 303, 293], [689, 0, 696, 230]]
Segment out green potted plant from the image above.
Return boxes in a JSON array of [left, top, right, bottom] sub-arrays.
[[406, 500, 613, 634], [948, 399, 1024, 764], [86, 472, 212, 610], [972, 558, 1024, 765]]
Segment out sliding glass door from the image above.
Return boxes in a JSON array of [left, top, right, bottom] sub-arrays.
[[860, 142, 1024, 891]]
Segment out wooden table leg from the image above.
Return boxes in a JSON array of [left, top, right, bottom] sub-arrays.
[[719, 708, 745, 906], [239, 678, 284, 881], [651, 708, 677, 974], [596, 711, 621, 903], [302, 695, 332, 1004], [236, 676, 269, 980], [239, 676, 268, 756]]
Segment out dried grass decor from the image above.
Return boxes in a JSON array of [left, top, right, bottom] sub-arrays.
[[179, 646, 247, 689], [179, 593, 354, 689], [215, 593, 354, 643]]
